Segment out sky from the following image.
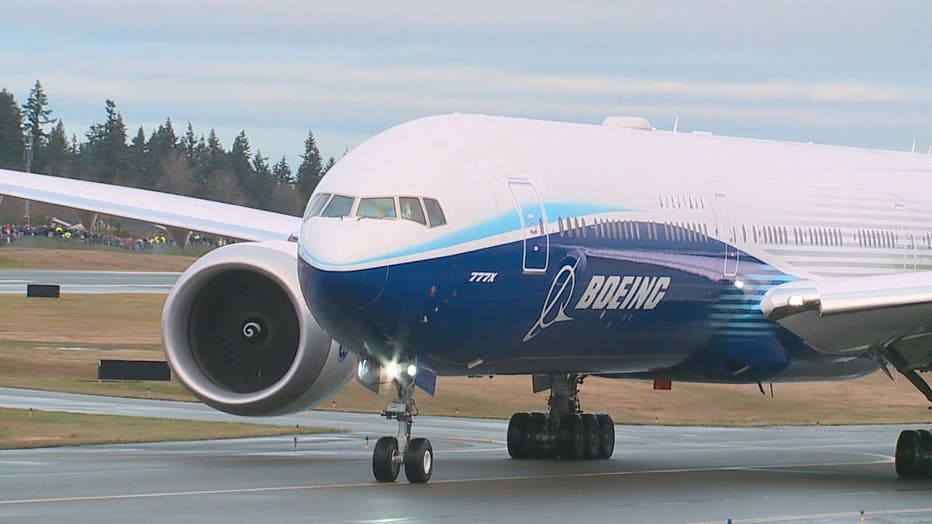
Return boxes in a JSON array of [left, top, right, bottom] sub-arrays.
[[2, 0, 931, 166]]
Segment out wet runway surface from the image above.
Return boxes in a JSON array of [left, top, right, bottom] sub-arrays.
[[0, 388, 931, 523], [0, 270, 178, 294]]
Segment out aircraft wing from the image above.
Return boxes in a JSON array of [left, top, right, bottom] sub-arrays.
[[0, 169, 300, 243], [761, 272, 932, 399]]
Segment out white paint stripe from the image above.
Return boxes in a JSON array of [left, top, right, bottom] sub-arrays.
[[0, 458, 892, 507], [686, 506, 932, 524]]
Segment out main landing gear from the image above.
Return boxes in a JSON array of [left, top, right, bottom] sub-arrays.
[[507, 374, 615, 460], [371, 371, 433, 483], [895, 429, 932, 479]]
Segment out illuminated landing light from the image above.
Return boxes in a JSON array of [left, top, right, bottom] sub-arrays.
[[406, 364, 417, 377], [787, 295, 805, 307], [733, 279, 745, 290], [385, 362, 401, 380]]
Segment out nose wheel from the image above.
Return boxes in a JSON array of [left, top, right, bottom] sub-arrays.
[[371, 373, 433, 483]]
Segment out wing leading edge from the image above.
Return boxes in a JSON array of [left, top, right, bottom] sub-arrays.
[[762, 273, 932, 401], [0, 169, 300, 243]]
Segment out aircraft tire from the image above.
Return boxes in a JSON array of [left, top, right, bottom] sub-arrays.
[[558, 414, 585, 460], [528, 412, 548, 458], [596, 414, 615, 459], [581, 413, 601, 459], [404, 438, 433, 484], [372, 436, 401, 482], [507, 412, 531, 459], [895, 430, 921, 479]]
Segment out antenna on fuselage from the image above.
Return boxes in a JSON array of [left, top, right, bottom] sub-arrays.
[[912, 138, 918, 153], [672, 116, 679, 133]]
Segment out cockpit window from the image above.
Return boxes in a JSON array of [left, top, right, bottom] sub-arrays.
[[423, 198, 446, 227], [304, 193, 331, 220], [321, 195, 354, 217], [399, 197, 426, 225], [357, 197, 397, 219]]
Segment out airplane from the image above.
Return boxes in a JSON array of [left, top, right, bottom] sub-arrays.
[[1, 113, 932, 484]]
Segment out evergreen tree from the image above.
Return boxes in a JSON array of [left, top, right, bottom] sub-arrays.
[[181, 122, 197, 159], [230, 130, 253, 187], [129, 126, 154, 189], [0, 88, 25, 170], [21, 80, 53, 171], [295, 130, 322, 199], [248, 149, 275, 210], [149, 118, 177, 160], [82, 99, 129, 183], [272, 155, 292, 185], [43, 120, 72, 177], [323, 155, 336, 175]]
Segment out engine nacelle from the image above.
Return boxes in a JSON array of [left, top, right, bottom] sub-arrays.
[[161, 241, 354, 416]]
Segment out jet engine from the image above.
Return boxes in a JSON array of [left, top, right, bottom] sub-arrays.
[[161, 241, 354, 416]]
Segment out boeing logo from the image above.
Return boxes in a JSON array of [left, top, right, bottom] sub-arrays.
[[575, 275, 671, 311], [523, 262, 578, 342]]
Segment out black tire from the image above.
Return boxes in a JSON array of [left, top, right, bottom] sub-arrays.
[[596, 414, 615, 459], [896, 430, 920, 479], [372, 436, 400, 482], [581, 414, 601, 459], [507, 413, 530, 459], [404, 438, 433, 484], [528, 412, 548, 458], [558, 414, 585, 460]]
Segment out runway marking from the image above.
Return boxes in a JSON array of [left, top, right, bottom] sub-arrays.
[[0, 458, 893, 507], [686, 506, 932, 524]]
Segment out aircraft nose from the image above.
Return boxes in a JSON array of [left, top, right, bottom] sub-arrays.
[[298, 224, 389, 351]]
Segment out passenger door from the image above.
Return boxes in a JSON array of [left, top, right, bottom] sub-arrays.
[[507, 180, 549, 274], [711, 193, 739, 277]]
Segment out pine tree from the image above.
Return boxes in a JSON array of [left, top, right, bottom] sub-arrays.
[[82, 99, 129, 183], [181, 122, 197, 159], [0, 88, 25, 170], [295, 130, 323, 199], [323, 155, 336, 175], [149, 118, 177, 160], [272, 155, 292, 185], [21, 80, 53, 171], [43, 120, 72, 177], [129, 126, 154, 189]]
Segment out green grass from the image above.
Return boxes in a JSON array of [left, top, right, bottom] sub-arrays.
[[0, 407, 334, 449]]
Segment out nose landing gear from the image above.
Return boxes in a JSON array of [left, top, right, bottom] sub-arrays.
[[507, 374, 615, 460], [371, 372, 433, 483]]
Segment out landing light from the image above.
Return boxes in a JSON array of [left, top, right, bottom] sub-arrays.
[[788, 295, 805, 307], [733, 279, 745, 290], [385, 362, 401, 380], [406, 364, 417, 377]]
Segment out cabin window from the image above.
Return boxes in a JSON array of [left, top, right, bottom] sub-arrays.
[[399, 197, 426, 225], [423, 198, 446, 227], [321, 195, 354, 217]]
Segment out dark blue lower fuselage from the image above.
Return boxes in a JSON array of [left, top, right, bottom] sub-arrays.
[[299, 223, 877, 383]]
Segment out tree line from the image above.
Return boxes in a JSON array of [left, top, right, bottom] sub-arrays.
[[0, 80, 335, 215]]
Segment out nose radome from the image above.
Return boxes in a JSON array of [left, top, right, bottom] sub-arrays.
[[300, 220, 389, 313]]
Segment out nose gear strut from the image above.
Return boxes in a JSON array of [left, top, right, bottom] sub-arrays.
[[371, 371, 433, 483]]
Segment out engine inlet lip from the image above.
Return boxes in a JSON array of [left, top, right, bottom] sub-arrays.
[[162, 252, 322, 409]]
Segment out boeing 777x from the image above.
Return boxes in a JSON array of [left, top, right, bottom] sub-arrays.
[[2, 113, 931, 483]]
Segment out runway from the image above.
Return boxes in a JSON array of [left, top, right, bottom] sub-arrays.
[[0, 270, 178, 294], [0, 388, 931, 523]]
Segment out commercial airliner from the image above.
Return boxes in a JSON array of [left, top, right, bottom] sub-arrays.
[[2, 113, 932, 483]]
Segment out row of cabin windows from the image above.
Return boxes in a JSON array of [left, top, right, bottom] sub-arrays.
[[658, 194, 706, 210], [557, 217, 711, 243], [558, 216, 931, 252]]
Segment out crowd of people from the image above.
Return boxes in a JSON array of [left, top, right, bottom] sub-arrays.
[[0, 222, 218, 251]]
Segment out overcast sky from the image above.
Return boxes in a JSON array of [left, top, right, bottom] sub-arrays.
[[3, 1, 931, 164]]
